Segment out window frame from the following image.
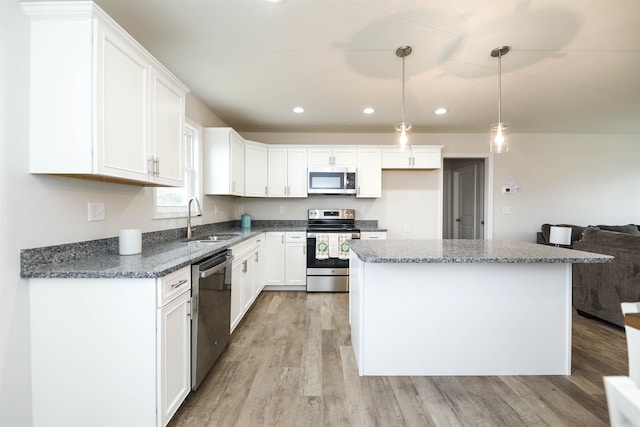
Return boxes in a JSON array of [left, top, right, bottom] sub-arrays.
[[152, 118, 202, 219]]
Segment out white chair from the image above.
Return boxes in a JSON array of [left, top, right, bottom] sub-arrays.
[[604, 302, 640, 426]]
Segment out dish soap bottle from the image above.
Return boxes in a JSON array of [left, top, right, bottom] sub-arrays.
[[241, 213, 251, 229]]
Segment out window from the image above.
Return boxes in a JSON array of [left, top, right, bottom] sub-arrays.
[[153, 120, 202, 218]]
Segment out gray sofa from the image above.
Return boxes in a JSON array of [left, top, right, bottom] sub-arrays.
[[538, 223, 640, 327]]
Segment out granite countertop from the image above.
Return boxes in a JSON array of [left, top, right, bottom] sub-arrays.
[[349, 239, 614, 264], [21, 224, 307, 279]]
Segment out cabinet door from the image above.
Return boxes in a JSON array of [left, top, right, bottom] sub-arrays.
[[151, 70, 185, 186], [356, 148, 381, 198], [411, 147, 442, 169], [287, 148, 308, 197], [158, 291, 191, 427], [254, 236, 266, 295], [267, 148, 288, 197], [265, 232, 285, 286], [285, 233, 307, 286], [308, 147, 333, 167], [96, 23, 150, 181], [241, 256, 253, 312], [381, 148, 411, 168], [332, 147, 357, 167], [245, 141, 268, 197], [230, 132, 245, 196], [230, 259, 244, 332]]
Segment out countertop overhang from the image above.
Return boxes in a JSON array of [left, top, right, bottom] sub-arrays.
[[349, 239, 614, 264]]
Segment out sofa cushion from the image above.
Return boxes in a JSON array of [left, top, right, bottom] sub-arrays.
[[593, 224, 640, 236], [581, 226, 640, 250]]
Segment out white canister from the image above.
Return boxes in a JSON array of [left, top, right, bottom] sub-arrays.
[[119, 229, 142, 255]]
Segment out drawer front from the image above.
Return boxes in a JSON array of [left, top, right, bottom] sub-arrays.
[[158, 266, 191, 307], [285, 232, 306, 243], [361, 232, 387, 240]]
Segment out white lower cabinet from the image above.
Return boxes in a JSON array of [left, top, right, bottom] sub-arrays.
[[29, 266, 192, 427], [265, 231, 307, 289], [158, 289, 192, 426], [229, 234, 266, 332]]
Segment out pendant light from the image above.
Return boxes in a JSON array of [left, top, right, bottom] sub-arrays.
[[395, 46, 412, 152], [489, 46, 510, 153]]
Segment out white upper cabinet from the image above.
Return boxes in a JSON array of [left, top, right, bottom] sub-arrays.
[[356, 147, 382, 198], [22, 1, 188, 186], [267, 146, 308, 198], [151, 70, 187, 186], [244, 140, 268, 197], [381, 145, 443, 169], [308, 146, 357, 168], [203, 128, 245, 196]]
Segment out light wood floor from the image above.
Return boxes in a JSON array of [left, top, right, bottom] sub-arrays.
[[169, 291, 628, 427]]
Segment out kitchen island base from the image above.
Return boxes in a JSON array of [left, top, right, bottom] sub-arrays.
[[349, 257, 572, 376]]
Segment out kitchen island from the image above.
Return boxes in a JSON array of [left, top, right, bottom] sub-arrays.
[[348, 239, 613, 376]]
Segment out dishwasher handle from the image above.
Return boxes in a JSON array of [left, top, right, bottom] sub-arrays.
[[199, 253, 233, 279]]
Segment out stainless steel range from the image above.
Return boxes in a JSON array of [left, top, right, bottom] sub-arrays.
[[306, 209, 360, 292]]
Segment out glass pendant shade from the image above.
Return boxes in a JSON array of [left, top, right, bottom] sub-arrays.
[[490, 46, 510, 154], [395, 121, 412, 152], [490, 122, 509, 153], [394, 46, 412, 152]]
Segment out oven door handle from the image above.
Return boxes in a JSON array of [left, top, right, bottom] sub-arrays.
[[307, 232, 361, 239]]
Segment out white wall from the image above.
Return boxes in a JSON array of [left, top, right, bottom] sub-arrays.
[[2, 0, 639, 424], [244, 131, 640, 241]]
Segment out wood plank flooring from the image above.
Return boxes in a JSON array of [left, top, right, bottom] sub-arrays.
[[168, 291, 628, 427]]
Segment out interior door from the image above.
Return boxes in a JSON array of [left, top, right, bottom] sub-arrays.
[[444, 158, 485, 239], [454, 164, 478, 238]]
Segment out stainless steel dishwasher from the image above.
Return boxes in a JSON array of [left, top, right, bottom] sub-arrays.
[[191, 250, 233, 390]]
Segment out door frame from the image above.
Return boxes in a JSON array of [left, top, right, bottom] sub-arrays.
[[442, 153, 494, 240]]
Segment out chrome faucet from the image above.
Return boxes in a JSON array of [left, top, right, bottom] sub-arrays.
[[187, 197, 202, 239]]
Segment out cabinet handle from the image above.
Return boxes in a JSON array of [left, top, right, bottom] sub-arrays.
[[255, 252, 259, 262], [265, 186, 268, 195], [171, 279, 188, 289], [242, 260, 248, 273], [148, 157, 154, 176], [154, 158, 160, 176], [282, 234, 284, 244]]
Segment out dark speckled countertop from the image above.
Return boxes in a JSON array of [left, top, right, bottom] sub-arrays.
[[349, 239, 614, 264], [20, 221, 309, 279], [21, 219, 385, 279]]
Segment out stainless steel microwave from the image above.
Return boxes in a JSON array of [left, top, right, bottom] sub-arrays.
[[308, 166, 356, 194]]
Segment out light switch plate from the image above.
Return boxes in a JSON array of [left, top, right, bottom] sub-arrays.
[[88, 202, 105, 221]]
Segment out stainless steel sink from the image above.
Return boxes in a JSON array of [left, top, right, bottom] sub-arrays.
[[190, 234, 238, 242]]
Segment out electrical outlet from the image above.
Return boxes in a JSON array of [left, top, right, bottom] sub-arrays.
[[404, 224, 410, 233], [238, 205, 244, 214], [361, 206, 367, 215], [279, 206, 285, 214], [214, 205, 220, 215], [502, 206, 512, 215], [88, 202, 105, 222]]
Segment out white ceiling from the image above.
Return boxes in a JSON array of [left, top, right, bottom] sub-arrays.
[[95, 0, 640, 134]]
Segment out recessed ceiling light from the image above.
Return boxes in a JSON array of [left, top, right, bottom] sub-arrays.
[[293, 106, 304, 114], [434, 107, 448, 115], [363, 107, 375, 114]]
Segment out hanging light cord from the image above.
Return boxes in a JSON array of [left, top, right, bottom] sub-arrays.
[[401, 53, 406, 125], [497, 49, 502, 124]]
